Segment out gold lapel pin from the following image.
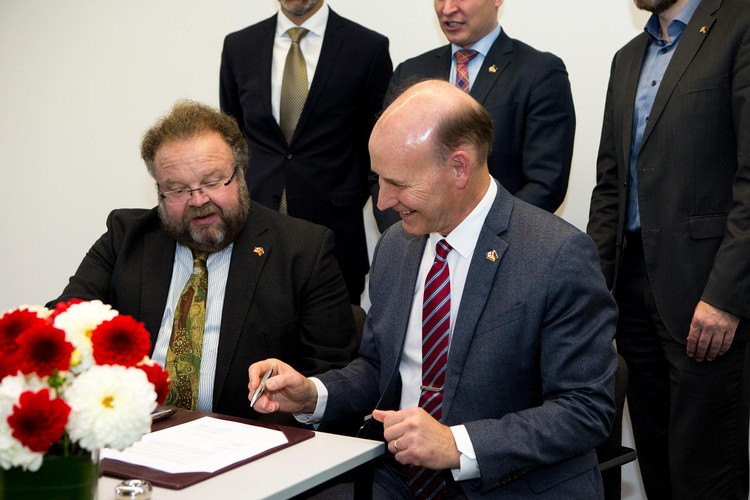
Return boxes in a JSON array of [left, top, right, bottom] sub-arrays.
[[253, 246, 265, 257], [700, 26, 708, 34], [485, 249, 498, 262], [488, 65, 498, 73]]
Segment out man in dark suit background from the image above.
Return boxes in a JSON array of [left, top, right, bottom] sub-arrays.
[[373, 0, 575, 232], [588, 0, 750, 497], [220, 0, 393, 304], [48, 100, 358, 421], [250, 80, 617, 498]]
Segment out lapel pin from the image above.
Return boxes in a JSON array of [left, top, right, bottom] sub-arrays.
[[488, 65, 498, 73], [485, 249, 498, 262], [253, 246, 265, 257], [700, 26, 708, 34]]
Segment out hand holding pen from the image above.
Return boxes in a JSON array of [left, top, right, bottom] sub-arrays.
[[247, 358, 318, 414]]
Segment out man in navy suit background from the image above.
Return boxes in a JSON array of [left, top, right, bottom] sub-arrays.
[[372, 0, 575, 232], [220, 0, 393, 304], [250, 81, 617, 498]]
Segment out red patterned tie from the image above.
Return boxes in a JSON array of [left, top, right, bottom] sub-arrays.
[[454, 49, 479, 92], [409, 239, 452, 500]]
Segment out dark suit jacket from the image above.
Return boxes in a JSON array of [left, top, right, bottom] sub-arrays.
[[374, 29, 575, 231], [48, 201, 358, 420], [318, 183, 618, 498], [588, 0, 750, 342], [220, 9, 393, 299]]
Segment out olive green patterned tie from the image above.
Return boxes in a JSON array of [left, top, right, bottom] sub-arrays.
[[165, 250, 208, 410], [278, 27, 309, 214]]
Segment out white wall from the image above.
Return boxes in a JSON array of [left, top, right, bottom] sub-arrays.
[[0, 1, 648, 497]]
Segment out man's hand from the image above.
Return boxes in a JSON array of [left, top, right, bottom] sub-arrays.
[[372, 408, 460, 470], [686, 300, 740, 362], [247, 358, 317, 414]]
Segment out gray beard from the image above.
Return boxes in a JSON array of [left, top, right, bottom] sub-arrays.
[[158, 186, 250, 253]]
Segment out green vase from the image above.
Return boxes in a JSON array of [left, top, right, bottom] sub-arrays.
[[0, 451, 100, 500]]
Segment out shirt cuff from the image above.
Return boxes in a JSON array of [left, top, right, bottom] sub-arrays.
[[450, 424, 480, 481], [293, 377, 328, 425]]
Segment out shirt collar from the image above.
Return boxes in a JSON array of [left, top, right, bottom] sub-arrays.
[[644, 0, 701, 44], [276, 3, 329, 38], [432, 175, 496, 261], [451, 23, 501, 58]]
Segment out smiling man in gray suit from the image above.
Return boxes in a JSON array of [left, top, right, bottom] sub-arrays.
[[249, 80, 617, 498]]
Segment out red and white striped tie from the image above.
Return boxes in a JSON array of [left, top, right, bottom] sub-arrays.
[[409, 239, 453, 500]]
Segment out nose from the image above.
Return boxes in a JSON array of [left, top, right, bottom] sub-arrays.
[[377, 180, 397, 211], [439, 0, 458, 15], [187, 188, 210, 206]]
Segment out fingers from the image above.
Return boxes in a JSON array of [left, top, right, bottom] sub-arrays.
[[686, 301, 740, 361]]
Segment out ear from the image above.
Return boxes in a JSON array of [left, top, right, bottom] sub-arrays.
[[449, 150, 471, 189]]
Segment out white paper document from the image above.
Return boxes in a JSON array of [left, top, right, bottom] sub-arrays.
[[101, 416, 289, 474]]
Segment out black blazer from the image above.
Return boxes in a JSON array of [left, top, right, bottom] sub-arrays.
[[220, 9, 393, 297], [48, 202, 359, 419], [588, 0, 750, 341], [374, 29, 575, 231]]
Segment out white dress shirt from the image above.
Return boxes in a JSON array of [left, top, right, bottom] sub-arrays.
[[271, 5, 329, 124], [152, 243, 233, 412]]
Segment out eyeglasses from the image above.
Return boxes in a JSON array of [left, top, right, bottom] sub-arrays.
[[159, 168, 238, 205]]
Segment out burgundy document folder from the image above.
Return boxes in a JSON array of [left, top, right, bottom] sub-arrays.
[[101, 408, 315, 490]]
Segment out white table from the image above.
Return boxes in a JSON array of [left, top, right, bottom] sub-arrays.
[[97, 430, 383, 499]]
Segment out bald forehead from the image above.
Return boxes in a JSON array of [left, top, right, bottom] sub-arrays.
[[372, 81, 479, 155]]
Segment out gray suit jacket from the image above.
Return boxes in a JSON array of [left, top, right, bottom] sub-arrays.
[[588, 0, 750, 341], [319, 183, 618, 497]]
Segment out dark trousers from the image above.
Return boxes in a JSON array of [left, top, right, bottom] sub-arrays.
[[614, 232, 750, 499]]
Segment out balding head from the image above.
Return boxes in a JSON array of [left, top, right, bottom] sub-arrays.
[[370, 80, 493, 236]]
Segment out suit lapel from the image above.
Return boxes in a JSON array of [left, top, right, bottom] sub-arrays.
[[212, 204, 270, 405], [619, 35, 649, 170], [292, 9, 344, 142], [469, 30, 512, 105], [259, 15, 285, 142], [391, 234, 428, 364], [640, 3, 717, 149], [141, 229, 175, 345], [442, 185, 511, 417]]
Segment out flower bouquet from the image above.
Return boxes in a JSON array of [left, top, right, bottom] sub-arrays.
[[0, 299, 170, 499]]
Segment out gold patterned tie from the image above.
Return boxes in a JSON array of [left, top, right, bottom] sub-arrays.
[[165, 250, 208, 410], [278, 27, 309, 214]]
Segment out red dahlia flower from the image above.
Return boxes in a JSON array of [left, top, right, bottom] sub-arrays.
[[15, 324, 74, 376], [91, 315, 151, 367], [7, 389, 71, 453], [138, 360, 171, 405], [0, 309, 47, 378]]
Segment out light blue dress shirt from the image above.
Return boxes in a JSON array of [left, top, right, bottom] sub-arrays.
[[152, 243, 233, 412], [626, 0, 701, 232], [449, 24, 502, 91]]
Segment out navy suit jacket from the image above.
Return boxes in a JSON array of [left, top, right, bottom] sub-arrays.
[[48, 202, 358, 420], [220, 9, 393, 298], [318, 183, 618, 498], [588, 0, 750, 341], [374, 29, 575, 231]]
